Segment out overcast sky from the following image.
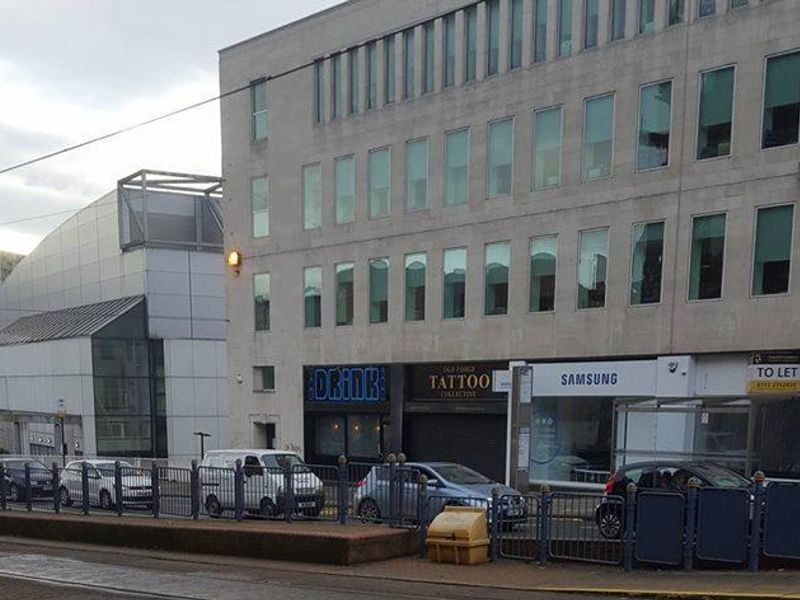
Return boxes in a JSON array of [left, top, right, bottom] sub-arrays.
[[0, 0, 340, 254]]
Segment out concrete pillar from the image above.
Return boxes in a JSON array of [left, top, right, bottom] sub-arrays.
[[477, 1, 487, 80], [414, 24, 424, 98], [377, 37, 387, 108], [394, 31, 404, 103], [521, 0, 534, 68], [499, 0, 511, 73], [598, 0, 611, 46], [324, 56, 335, 121], [342, 50, 351, 116], [625, 0, 638, 37], [546, 0, 559, 60], [573, 0, 585, 53], [358, 44, 368, 112], [455, 9, 466, 86], [654, 0, 668, 31], [433, 17, 444, 93]]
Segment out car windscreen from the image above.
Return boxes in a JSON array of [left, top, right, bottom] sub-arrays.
[[262, 454, 306, 471], [94, 462, 137, 476], [693, 464, 751, 487], [3, 460, 48, 471], [433, 464, 493, 485]]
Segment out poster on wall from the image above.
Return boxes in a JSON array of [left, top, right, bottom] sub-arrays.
[[747, 352, 800, 394]]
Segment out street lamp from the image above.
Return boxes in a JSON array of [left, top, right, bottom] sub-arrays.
[[194, 431, 211, 460], [56, 399, 67, 467]]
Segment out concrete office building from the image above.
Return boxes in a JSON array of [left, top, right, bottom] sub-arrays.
[[221, 0, 800, 484], [0, 171, 229, 464]]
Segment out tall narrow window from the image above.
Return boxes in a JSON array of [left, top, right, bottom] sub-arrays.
[[465, 6, 478, 82], [584, 0, 599, 49], [558, 0, 573, 58], [484, 241, 510, 316], [335, 156, 355, 225], [443, 14, 456, 87], [668, 0, 684, 25], [583, 94, 615, 180], [638, 80, 672, 170], [730, 0, 748, 8], [445, 128, 470, 206], [530, 237, 557, 312], [384, 35, 396, 104], [252, 176, 269, 238], [252, 80, 268, 140], [689, 214, 726, 301], [534, 0, 548, 62], [487, 0, 500, 76], [533, 107, 563, 190], [698, 66, 734, 160], [332, 54, 343, 119], [406, 139, 428, 211], [753, 205, 794, 296], [763, 51, 800, 149], [698, 0, 716, 17], [367, 42, 378, 109], [302, 164, 321, 230], [349, 49, 359, 115], [423, 22, 435, 94], [314, 61, 324, 123], [443, 248, 467, 319], [369, 258, 389, 324], [611, 0, 626, 41], [304, 267, 322, 328], [577, 228, 609, 309], [403, 29, 415, 100], [254, 273, 270, 331], [405, 253, 427, 321], [368, 148, 391, 219], [639, 0, 655, 34], [630, 221, 664, 305], [335, 262, 354, 326], [487, 118, 513, 199], [510, 0, 523, 69]]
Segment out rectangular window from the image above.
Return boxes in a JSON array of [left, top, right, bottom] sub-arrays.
[[510, 0, 523, 69], [406, 138, 428, 211], [252, 176, 269, 238], [369, 258, 389, 324], [367, 42, 378, 109], [583, 94, 615, 180], [368, 148, 391, 219], [254, 366, 275, 392], [304, 267, 322, 328], [254, 273, 270, 331], [753, 205, 794, 296], [335, 262, 354, 326], [487, 0, 500, 76], [763, 50, 800, 149], [668, 0, 684, 25], [698, 66, 734, 160], [530, 236, 557, 312], [698, 0, 716, 17], [405, 253, 426, 321], [577, 229, 609, 309], [314, 60, 325, 123], [335, 156, 355, 225], [584, 0, 599, 49], [349, 49, 359, 115], [638, 80, 672, 170], [487, 118, 513, 198], [445, 128, 470, 206], [730, 0, 748, 8], [689, 214, 726, 301], [443, 14, 456, 87], [534, 0, 548, 62], [384, 35, 396, 104], [423, 22, 435, 94], [443, 248, 467, 319], [252, 80, 268, 140], [639, 0, 655, 34], [465, 5, 478, 81], [332, 54, 343, 119], [630, 221, 664, 305], [611, 0, 626, 41], [485, 241, 510, 316], [302, 164, 321, 230], [558, 0, 573, 58], [403, 29, 415, 100], [533, 107, 563, 189]]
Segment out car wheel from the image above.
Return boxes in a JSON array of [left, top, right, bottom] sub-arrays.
[[59, 486, 73, 508], [259, 497, 276, 517], [205, 495, 223, 518], [597, 507, 623, 540], [8, 483, 19, 503], [99, 489, 114, 511], [357, 498, 381, 523]]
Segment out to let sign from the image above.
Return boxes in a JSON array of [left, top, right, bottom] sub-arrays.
[[748, 352, 800, 394]]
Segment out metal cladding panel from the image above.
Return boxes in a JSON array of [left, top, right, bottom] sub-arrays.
[[635, 491, 685, 566], [696, 488, 750, 563], [764, 483, 800, 559]]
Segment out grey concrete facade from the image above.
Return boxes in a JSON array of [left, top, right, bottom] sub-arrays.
[[220, 0, 800, 455]]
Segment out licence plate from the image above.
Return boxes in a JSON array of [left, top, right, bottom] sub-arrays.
[[298, 501, 316, 508]]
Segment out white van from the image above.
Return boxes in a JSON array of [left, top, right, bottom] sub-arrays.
[[199, 449, 325, 517]]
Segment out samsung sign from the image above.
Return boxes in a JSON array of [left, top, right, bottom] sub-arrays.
[[304, 365, 388, 403], [531, 360, 658, 397]]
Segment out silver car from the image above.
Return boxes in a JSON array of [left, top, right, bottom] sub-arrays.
[[59, 460, 152, 510]]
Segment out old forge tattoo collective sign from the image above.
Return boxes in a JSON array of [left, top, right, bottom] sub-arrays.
[[410, 363, 506, 400]]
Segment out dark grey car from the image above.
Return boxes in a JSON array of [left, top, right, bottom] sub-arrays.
[[0, 458, 54, 502]]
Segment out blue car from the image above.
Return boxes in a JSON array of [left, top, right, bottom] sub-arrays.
[[353, 461, 528, 529]]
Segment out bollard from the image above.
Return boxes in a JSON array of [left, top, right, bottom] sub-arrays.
[[81, 462, 91, 515], [749, 471, 766, 572], [52, 463, 60, 514], [0, 463, 6, 510], [683, 478, 701, 572], [490, 487, 500, 562], [151, 462, 160, 518], [337, 455, 348, 525], [418, 474, 429, 558], [190, 460, 200, 520], [24, 463, 32, 512], [387, 454, 397, 528], [283, 463, 294, 523], [538, 484, 551, 567], [624, 483, 637, 572], [114, 461, 124, 517], [234, 459, 245, 522]]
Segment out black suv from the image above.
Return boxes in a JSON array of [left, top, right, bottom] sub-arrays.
[[595, 461, 751, 539]]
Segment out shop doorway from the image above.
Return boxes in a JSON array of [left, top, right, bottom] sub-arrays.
[[253, 422, 277, 449]]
